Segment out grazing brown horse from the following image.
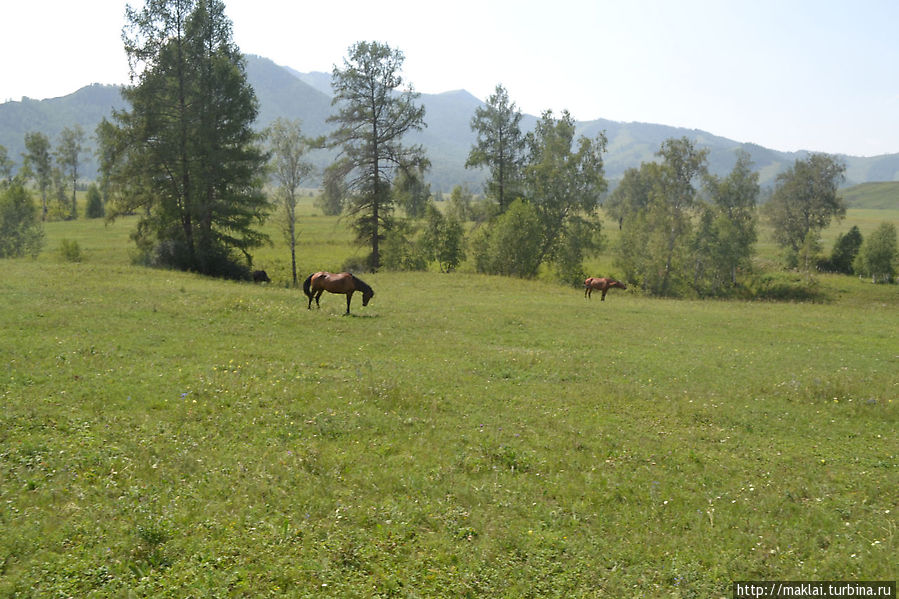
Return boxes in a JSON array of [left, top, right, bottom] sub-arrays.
[[584, 277, 627, 301], [303, 271, 374, 314]]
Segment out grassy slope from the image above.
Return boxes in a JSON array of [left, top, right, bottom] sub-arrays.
[[842, 182, 899, 210], [0, 206, 896, 597]]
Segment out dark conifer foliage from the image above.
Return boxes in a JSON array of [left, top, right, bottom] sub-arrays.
[[105, 0, 268, 278]]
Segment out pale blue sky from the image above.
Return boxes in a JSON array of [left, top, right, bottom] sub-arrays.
[[2, 0, 897, 156]]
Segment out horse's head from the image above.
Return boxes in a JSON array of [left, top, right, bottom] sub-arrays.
[[613, 280, 627, 290], [362, 288, 374, 306]]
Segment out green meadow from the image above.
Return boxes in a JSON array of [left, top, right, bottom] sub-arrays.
[[1, 202, 896, 597]]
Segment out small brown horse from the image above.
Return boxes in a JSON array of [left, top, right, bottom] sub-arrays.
[[584, 277, 627, 301], [303, 272, 374, 314]]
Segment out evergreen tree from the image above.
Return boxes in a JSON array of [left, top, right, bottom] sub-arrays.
[[466, 84, 526, 212], [327, 41, 429, 270], [108, 0, 268, 278], [94, 119, 119, 210], [393, 167, 431, 219], [822, 225, 863, 274], [85, 183, 105, 218], [317, 164, 347, 216]]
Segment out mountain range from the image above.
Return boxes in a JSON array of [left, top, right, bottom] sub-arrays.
[[3, 54, 899, 194]]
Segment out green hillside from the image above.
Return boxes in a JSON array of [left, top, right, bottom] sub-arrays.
[[1, 204, 896, 597], [841, 181, 899, 209], [4, 55, 899, 193]]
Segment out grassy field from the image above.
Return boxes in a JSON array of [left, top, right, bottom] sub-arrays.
[[1, 203, 897, 597]]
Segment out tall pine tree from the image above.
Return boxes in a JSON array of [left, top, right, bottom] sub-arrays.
[[107, 0, 268, 278], [327, 41, 428, 271], [466, 84, 526, 213]]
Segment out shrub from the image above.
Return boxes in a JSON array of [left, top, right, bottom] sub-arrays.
[[58, 239, 84, 263], [85, 184, 105, 218], [380, 221, 428, 272], [471, 199, 542, 278], [854, 222, 897, 283], [341, 255, 371, 274], [0, 183, 44, 258], [744, 272, 824, 302], [819, 225, 862, 274], [136, 238, 251, 280]]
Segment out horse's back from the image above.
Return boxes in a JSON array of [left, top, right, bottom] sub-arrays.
[[311, 271, 354, 293]]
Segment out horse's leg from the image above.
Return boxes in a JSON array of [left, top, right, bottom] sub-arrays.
[[585, 286, 590, 299], [345, 291, 354, 315], [601, 287, 607, 301], [315, 290, 323, 308]]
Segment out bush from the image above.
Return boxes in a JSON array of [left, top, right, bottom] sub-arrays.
[[58, 239, 84, 263], [135, 238, 251, 280], [0, 183, 44, 258], [744, 272, 824, 302], [818, 225, 862, 274], [380, 221, 428, 272], [853, 222, 897, 283], [85, 184, 105, 218], [341, 255, 372, 274], [422, 203, 466, 272], [471, 199, 542, 278]]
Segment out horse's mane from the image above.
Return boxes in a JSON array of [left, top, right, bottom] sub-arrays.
[[351, 274, 374, 296]]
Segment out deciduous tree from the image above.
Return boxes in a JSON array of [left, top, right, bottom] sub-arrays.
[[615, 138, 708, 295], [854, 222, 897, 283], [765, 153, 846, 258], [266, 117, 314, 286], [524, 110, 607, 284], [0, 145, 14, 184], [421, 202, 465, 272], [54, 125, 85, 219], [698, 150, 759, 289], [22, 132, 53, 221]]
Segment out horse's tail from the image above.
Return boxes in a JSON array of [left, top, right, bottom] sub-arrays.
[[302, 273, 314, 299]]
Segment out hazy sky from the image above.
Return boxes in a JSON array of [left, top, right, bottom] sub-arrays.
[[2, 0, 897, 156]]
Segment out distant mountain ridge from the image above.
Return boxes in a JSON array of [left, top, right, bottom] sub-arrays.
[[2, 54, 898, 196]]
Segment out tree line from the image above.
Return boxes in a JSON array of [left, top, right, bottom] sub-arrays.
[[1, 0, 896, 288]]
